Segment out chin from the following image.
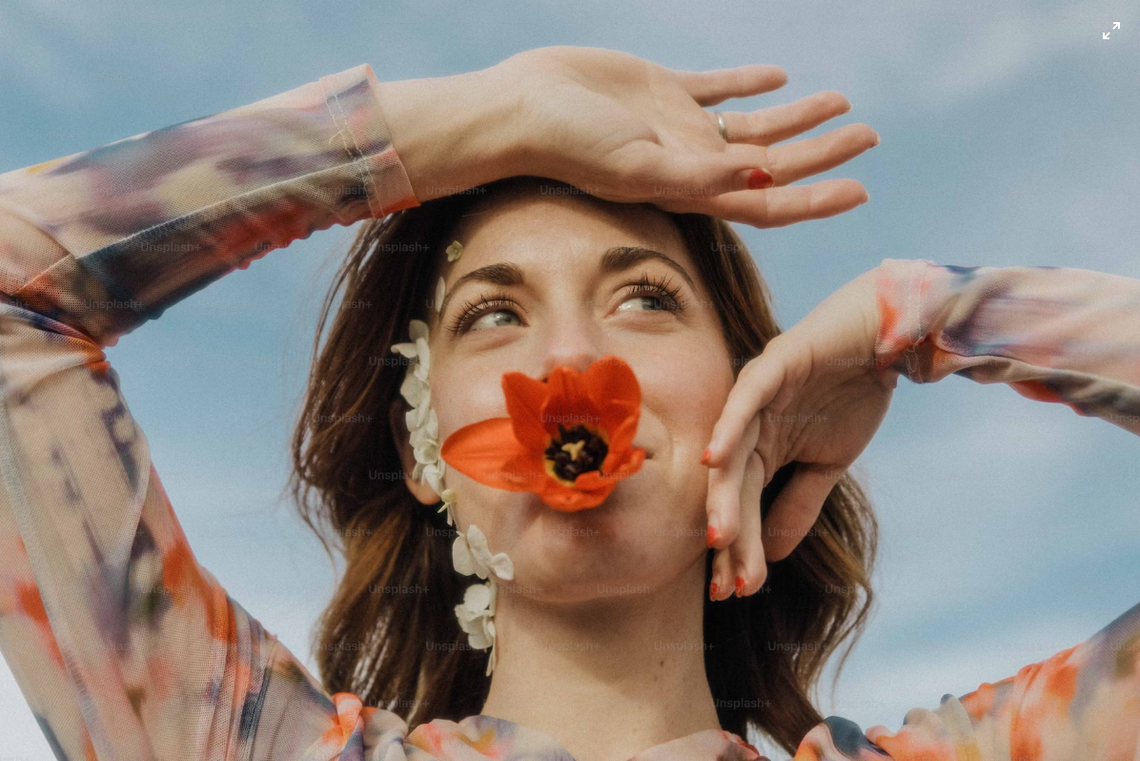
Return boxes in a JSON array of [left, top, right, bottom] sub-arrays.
[[507, 472, 687, 602]]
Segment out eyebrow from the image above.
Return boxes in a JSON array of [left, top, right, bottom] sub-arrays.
[[437, 246, 697, 319]]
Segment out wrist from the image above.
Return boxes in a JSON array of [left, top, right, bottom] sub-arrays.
[[374, 66, 523, 203]]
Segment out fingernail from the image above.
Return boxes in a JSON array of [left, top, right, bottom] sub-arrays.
[[706, 524, 719, 547], [700, 447, 712, 466], [709, 581, 720, 600], [748, 168, 774, 190], [735, 575, 745, 596], [872, 133, 881, 146]]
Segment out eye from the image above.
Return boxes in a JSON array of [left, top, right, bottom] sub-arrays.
[[447, 273, 688, 336], [447, 293, 522, 335], [469, 307, 522, 332], [616, 273, 687, 314]]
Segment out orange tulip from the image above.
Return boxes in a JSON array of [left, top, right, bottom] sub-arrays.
[[439, 356, 647, 512]]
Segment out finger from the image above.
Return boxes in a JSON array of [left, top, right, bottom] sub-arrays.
[[763, 123, 879, 186], [704, 350, 790, 469], [710, 542, 736, 601], [687, 179, 870, 229], [673, 65, 788, 107], [762, 463, 843, 562], [730, 451, 769, 597], [719, 90, 852, 146], [705, 413, 760, 551], [639, 143, 777, 200]]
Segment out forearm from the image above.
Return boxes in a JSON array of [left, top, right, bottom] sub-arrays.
[[873, 258, 1140, 435], [0, 63, 418, 346], [375, 65, 522, 203]]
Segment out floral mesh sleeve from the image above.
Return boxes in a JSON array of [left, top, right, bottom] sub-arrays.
[[0, 64, 419, 759], [873, 258, 1140, 435], [789, 258, 1140, 760]]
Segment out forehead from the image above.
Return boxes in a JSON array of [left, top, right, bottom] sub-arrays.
[[448, 185, 691, 269]]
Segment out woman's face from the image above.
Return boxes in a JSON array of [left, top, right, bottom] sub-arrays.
[[413, 182, 736, 602]]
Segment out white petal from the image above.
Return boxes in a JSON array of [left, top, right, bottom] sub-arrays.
[[415, 338, 430, 372], [409, 424, 433, 449], [424, 464, 445, 495], [468, 629, 492, 651], [390, 342, 418, 358], [465, 525, 492, 562], [487, 553, 515, 582], [408, 400, 429, 430], [409, 319, 429, 342], [452, 535, 477, 577], [463, 582, 493, 612], [413, 439, 440, 464], [435, 277, 446, 313], [400, 374, 426, 407]]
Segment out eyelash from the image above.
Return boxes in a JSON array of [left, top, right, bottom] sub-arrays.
[[445, 272, 689, 335]]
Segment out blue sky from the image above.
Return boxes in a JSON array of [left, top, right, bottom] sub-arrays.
[[1, 1, 1138, 757]]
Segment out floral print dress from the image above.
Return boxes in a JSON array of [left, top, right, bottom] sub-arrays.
[[0, 63, 1137, 761]]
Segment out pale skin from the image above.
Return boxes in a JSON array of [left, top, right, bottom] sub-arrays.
[[381, 46, 894, 760]]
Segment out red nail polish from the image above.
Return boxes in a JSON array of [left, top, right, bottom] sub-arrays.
[[700, 447, 712, 466], [710, 581, 720, 599], [706, 524, 718, 547], [748, 168, 774, 190], [735, 575, 746, 596]]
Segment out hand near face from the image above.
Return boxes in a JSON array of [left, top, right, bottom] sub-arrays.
[[380, 45, 879, 229], [701, 268, 894, 600]]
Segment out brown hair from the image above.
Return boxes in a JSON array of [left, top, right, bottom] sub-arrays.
[[289, 176, 878, 755]]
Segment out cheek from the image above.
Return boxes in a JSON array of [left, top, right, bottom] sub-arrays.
[[431, 366, 507, 442], [647, 350, 734, 444]]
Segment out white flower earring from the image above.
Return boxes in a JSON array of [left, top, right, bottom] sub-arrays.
[[390, 285, 513, 676]]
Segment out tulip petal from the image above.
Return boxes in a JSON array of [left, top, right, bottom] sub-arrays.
[[602, 414, 638, 468], [502, 371, 554, 451], [586, 355, 642, 420], [441, 418, 539, 492]]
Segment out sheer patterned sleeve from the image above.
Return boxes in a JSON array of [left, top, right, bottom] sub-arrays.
[[791, 601, 1140, 760], [872, 258, 1140, 436], [0, 64, 420, 758], [788, 259, 1140, 759]]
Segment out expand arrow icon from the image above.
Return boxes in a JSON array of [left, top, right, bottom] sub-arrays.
[[1104, 21, 1121, 39]]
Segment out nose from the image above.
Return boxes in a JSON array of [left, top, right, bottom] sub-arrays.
[[536, 307, 604, 382]]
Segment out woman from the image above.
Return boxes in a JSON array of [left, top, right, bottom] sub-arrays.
[[0, 45, 1135, 760]]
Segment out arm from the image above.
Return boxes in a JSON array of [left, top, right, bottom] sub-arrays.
[[789, 600, 1140, 760], [703, 256, 1140, 583], [781, 261, 1140, 759], [874, 258, 1140, 436], [0, 62, 416, 759]]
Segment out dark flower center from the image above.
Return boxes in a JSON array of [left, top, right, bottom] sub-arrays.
[[544, 423, 608, 482]]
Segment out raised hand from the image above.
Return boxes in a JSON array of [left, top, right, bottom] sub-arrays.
[[376, 45, 879, 229], [700, 267, 895, 599]]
